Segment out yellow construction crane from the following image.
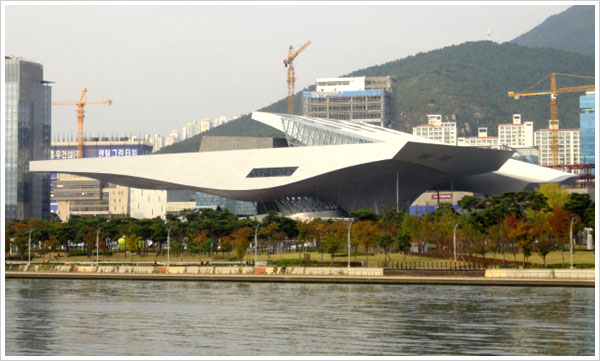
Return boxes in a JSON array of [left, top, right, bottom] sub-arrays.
[[283, 40, 311, 115], [508, 73, 594, 166], [53, 88, 112, 158]]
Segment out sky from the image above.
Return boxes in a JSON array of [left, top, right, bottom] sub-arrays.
[[3, 2, 572, 139]]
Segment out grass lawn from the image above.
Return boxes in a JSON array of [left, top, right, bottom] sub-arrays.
[[11, 247, 595, 268]]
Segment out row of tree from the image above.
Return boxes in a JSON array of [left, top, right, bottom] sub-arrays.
[[5, 184, 594, 267]]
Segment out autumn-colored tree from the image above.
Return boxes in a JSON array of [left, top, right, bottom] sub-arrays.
[[528, 211, 552, 267], [322, 220, 347, 264], [219, 234, 233, 257], [258, 222, 278, 260], [537, 183, 569, 210], [297, 219, 318, 260], [486, 223, 508, 262], [546, 207, 571, 265], [6, 221, 28, 260], [352, 221, 382, 267], [232, 227, 253, 260], [124, 234, 142, 262], [188, 230, 209, 259], [513, 220, 534, 267], [504, 214, 521, 262]]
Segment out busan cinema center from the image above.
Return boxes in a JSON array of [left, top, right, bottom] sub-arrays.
[[30, 112, 576, 217]]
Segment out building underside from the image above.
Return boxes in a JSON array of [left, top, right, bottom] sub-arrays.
[[30, 112, 577, 216]]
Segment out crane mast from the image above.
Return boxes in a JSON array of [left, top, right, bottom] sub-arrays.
[[53, 88, 112, 158], [283, 40, 311, 115], [508, 73, 594, 166]]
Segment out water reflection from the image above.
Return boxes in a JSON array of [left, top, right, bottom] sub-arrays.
[[4, 279, 595, 356], [13, 281, 57, 354]]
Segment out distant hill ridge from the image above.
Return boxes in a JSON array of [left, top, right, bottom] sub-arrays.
[[511, 5, 595, 58]]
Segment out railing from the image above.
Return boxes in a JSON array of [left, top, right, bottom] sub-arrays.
[[378, 261, 492, 270]]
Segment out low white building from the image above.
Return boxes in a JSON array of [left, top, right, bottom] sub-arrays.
[[457, 127, 500, 148]]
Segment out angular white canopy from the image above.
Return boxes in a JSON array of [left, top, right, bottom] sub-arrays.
[[30, 112, 576, 214]]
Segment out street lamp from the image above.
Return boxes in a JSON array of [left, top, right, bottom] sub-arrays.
[[569, 217, 578, 270], [347, 219, 354, 268], [28, 228, 34, 265], [453, 222, 460, 263], [95, 226, 103, 266], [254, 223, 261, 266], [167, 224, 173, 268]]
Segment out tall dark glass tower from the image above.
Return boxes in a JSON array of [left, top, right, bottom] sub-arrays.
[[5, 56, 52, 220]]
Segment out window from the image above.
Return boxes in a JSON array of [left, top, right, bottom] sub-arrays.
[[246, 167, 298, 178]]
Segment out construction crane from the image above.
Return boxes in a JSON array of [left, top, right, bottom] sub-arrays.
[[508, 73, 594, 166], [283, 40, 311, 115], [53, 88, 112, 158]]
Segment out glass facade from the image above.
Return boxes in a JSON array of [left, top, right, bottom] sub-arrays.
[[580, 93, 595, 175], [195, 192, 257, 216], [281, 116, 375, 147], [5, 57, 51, 220], [246, 167, 298, 178]]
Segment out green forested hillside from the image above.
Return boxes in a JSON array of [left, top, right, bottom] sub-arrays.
[[159, 40, 594, 153], [351, 41, 594, 135], [511, 5, 595, 58]]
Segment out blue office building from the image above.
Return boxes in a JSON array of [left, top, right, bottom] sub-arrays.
[[580, 92, 595, 175]]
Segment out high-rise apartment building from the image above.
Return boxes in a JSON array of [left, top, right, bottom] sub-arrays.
[[412, 114, 457, 145], [165, 130, 180, 146], [182, 120, 203, 140], [5, 57, 52, 220], [144, 133, 164, 153], [580, 91, 595, 171], [303, 76, 393, 126], [498, 114, 534, 148], [535, 123, 580, 166], [213, 116, 229, 127], [200, 117, 211, 133]]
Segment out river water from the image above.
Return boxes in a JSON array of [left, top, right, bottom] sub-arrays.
[[3, 279, 595, 356]]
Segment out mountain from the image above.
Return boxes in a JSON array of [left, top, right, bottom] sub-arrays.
[[156, 117, 285, 153], [511, 6, 595, 57], [158, 40, 594, 154]]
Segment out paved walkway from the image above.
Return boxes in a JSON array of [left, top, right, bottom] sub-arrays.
[[5, 271, 594, 287]]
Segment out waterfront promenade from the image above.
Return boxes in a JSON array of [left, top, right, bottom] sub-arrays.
[[5, 263, 595, 287]]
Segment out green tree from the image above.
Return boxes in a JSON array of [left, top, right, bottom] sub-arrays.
[[377, 233, 394, 265], [564, 193, 594, 227], [396, 231, 412, 261], [458, 195, 479, 213], [350, 208, 381, 222]]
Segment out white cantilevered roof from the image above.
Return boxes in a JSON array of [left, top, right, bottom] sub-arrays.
[[29, 112, 578, 213]]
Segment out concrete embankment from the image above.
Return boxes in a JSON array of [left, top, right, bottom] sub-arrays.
[[4, 263, 595, 287]]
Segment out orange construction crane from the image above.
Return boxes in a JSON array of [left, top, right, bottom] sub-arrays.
[[283, 40, 311, 115], [508, 73, 594, 166], [53, 88, 112, 158]]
